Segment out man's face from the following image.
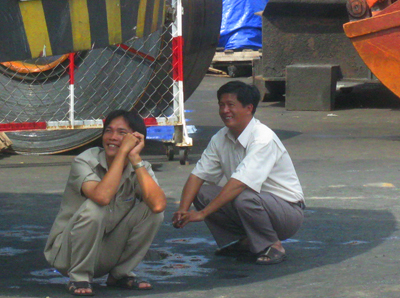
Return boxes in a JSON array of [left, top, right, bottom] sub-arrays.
[[102, 116, 133, 160], [218, 93, 253, 136]]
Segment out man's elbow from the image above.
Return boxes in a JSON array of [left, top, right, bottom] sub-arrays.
[[149, 195, 167, 213], [151, 204, 166, 214], [97, 199, 111, 207], [90, 194, 112, 206]]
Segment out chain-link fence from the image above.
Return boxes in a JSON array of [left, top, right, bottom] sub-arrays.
[[0, 0, 191, 157]]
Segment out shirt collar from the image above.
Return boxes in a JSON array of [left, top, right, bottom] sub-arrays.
[[225, 117, 256, 147], [237, 117, 256, 147]]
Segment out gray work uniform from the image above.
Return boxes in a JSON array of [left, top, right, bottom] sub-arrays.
[[192, 118, 305, 254], [44, 147, 164, 282]]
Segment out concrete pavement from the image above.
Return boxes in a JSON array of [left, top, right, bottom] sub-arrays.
[[1, 76, 400, 297]]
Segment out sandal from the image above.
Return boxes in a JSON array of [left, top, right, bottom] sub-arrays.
[[215, 239, 249, 257], [67, 281, 95, 296], [106, 276, 153, 290], [256, 246, 286, 265]]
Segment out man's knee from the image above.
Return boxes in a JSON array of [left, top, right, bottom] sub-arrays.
[[194, 184, 220, 211], [133, 202, 164, 227], [233, 190, 260, 210], [152, 211, 164, 225], [193, 185, 209, 211], [193, 196, 203, 211], [77, 199, 108, 226]]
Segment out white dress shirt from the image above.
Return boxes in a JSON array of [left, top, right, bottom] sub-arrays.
[[192, 118, 304, 203]]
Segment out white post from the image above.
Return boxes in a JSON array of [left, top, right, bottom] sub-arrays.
[[69, 53, 75, 129], [172, 0, 192, 146]]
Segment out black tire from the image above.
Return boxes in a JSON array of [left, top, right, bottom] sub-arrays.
[[179, 148, 189, 165], [166, 144, 175, 161], [1, 0, 222, 154]]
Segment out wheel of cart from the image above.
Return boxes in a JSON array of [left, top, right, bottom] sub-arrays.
[[165, 142, 175, 161], [163, 144, 190, 164], [178, 146, 190, 165], [159, 123, 192, 164]]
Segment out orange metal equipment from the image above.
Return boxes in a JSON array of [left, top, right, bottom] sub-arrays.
[[343, 1, 400, 98]]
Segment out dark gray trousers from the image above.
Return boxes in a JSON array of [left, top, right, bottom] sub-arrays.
[[193, 184, 304, 254]]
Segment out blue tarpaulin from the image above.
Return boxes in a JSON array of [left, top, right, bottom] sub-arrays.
[[218, 0, 268, 50], [147, 126, 174, 141]]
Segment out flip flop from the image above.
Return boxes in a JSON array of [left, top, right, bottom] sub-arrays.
[[106, 276, 153, 290], [67, 281, 95, 296], [255, 246, 286, 265]]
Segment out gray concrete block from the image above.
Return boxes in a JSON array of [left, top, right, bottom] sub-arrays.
[[285, 64, 341, 111]]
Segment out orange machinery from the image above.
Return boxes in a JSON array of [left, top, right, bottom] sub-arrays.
[[344, 0, 400, 98]]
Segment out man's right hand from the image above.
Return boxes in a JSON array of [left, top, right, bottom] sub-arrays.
[[172, 211, 185, 229]]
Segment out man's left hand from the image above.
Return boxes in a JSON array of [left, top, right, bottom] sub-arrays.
[[128, 132, 145, 162]]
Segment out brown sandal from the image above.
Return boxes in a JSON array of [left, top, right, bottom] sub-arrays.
[[256, 246, 286, 265]]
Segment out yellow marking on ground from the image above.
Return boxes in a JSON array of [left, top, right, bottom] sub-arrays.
[[307, 196, 365, 200], [106, 0, 122, 45], [19, 1, 53, 58], [363, 182, 395, 188], [151, 0, 162, 32], [136, 0, 148, 38], [69, 0, 91, 51], [328, 185, 347, 188]]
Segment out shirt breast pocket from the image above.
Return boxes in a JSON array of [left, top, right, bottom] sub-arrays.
[[123, 196, 135, 202], [119, 194, 137, 211]]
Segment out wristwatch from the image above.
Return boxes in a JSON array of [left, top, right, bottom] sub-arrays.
[[133, 160, 145, 170]]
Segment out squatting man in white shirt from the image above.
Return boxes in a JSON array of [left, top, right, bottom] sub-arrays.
[[172, 80, 305, 265]]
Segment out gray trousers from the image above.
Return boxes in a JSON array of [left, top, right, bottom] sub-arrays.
[[193, 185, 304, 254], [52, 199, 163, 282]]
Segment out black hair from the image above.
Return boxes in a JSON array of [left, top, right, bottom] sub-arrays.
[[103, 110, 147, 139], [217, 81, 260, 114]]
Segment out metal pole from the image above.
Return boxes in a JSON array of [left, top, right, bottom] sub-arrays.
[[69, 53, 75, 129]]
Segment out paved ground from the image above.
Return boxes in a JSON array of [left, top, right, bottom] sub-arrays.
[[1, 76, 400, 297]]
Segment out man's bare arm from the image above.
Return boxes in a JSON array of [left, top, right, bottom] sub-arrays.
[[82, 134, 138, 206], [172, 174, 204, 228], [134, 165, 166, 213], [179, 177, 247, 227], [127, 132, 166, 213]]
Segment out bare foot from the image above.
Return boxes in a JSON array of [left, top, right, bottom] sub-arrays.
[[67, 281, 93, 295]]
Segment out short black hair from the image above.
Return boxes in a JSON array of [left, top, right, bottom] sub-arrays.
[[103, 110, 147, 139], [217, 81, 260, 114]]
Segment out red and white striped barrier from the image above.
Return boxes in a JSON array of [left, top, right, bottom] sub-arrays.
[[0, 0, 192, 147]]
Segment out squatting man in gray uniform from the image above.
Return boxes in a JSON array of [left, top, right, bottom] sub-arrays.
[[173, 81, 305, 265], [44, 110, 166, 296]]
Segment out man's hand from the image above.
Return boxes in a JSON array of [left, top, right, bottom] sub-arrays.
[[120, 133, 140, 156], [172, 210, 205, 228], [172, 211, 185, 229], [128, 132, 145, 162]]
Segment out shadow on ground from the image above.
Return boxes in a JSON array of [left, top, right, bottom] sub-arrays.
[[263, 83, 400, 111], [0, 191, 396, 297], [335, 83, 400, 110]]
